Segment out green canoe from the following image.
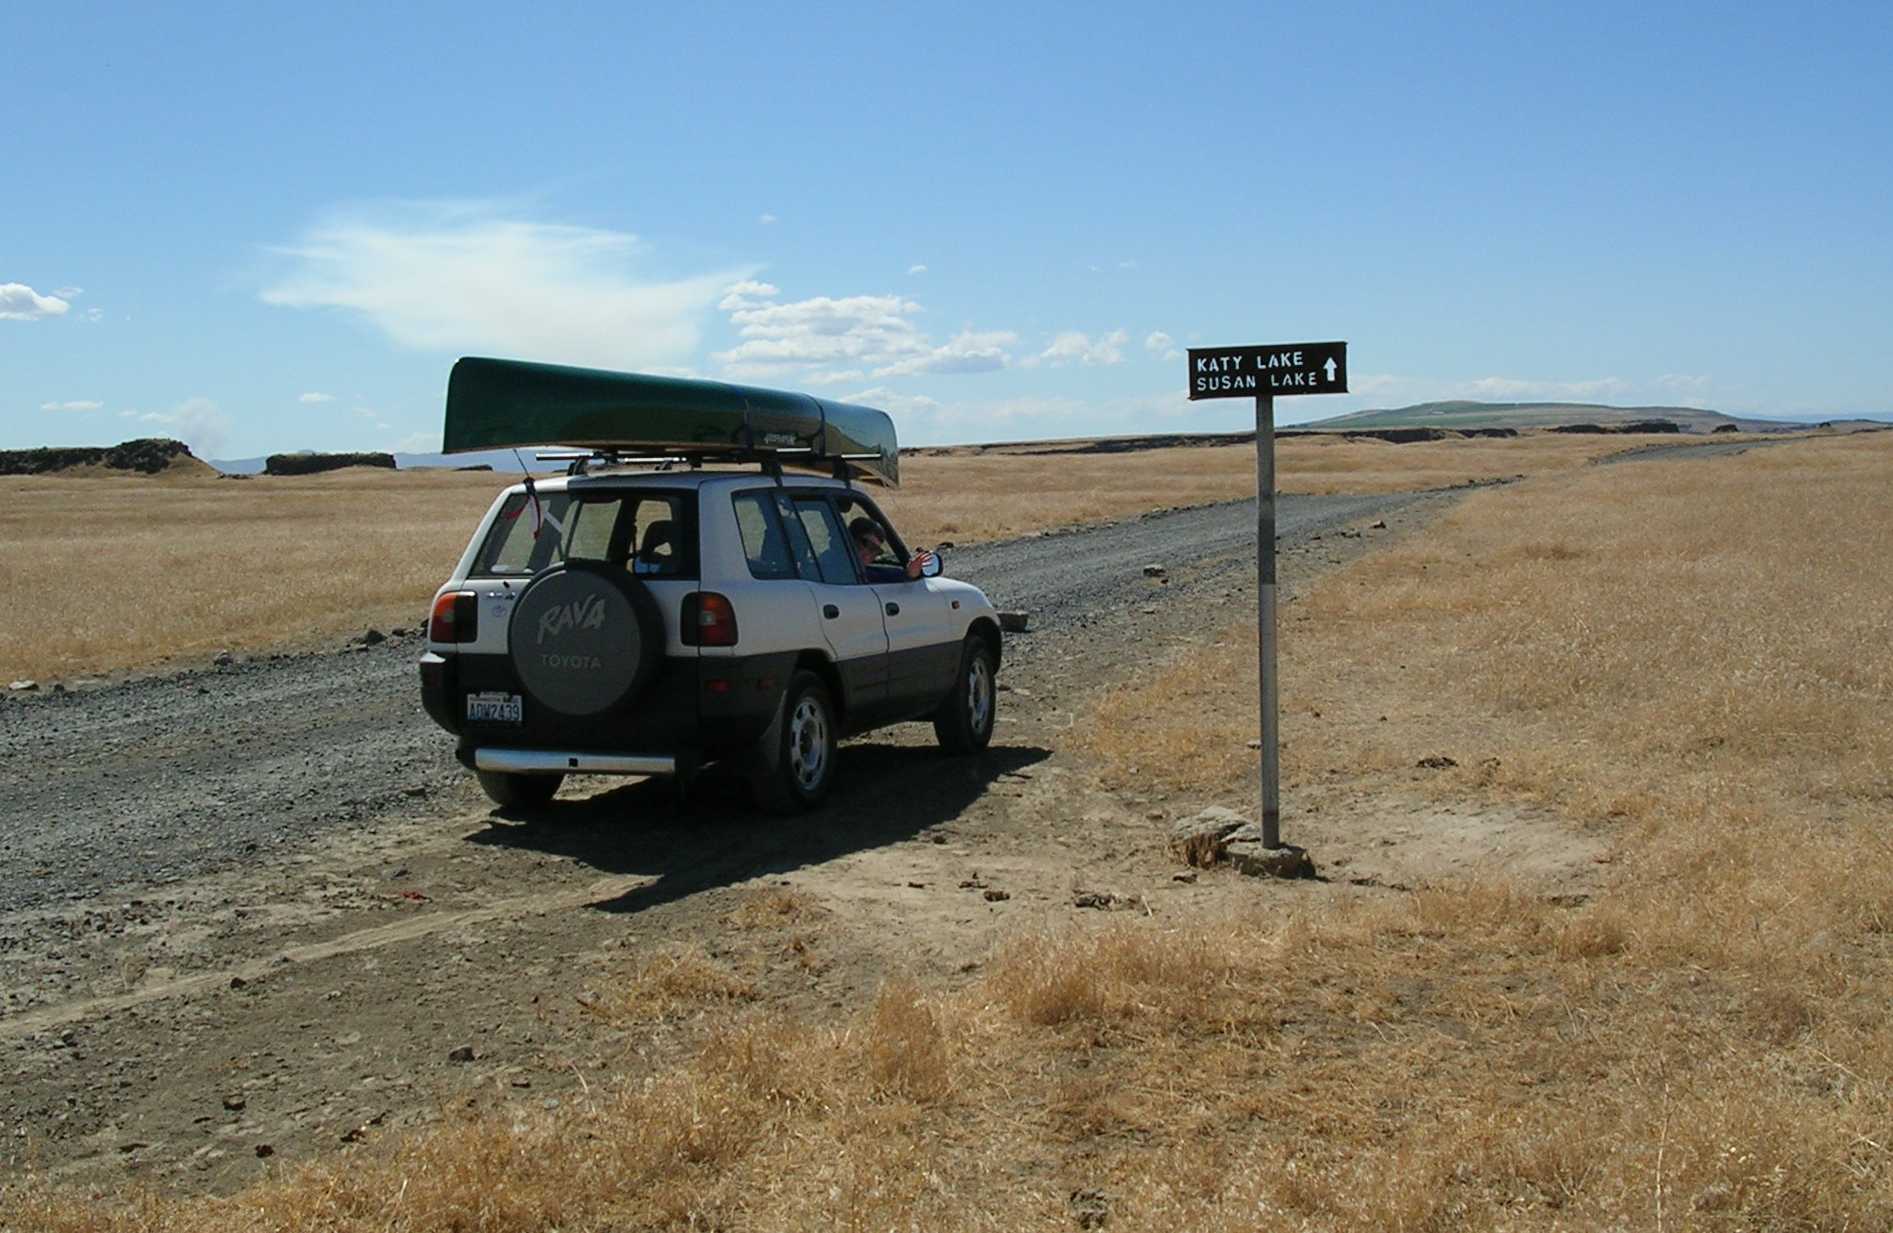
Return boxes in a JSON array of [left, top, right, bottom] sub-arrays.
[[443, 357, 900, 486]]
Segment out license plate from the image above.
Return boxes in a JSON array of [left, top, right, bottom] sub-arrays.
[[465, 692, 522, 724]]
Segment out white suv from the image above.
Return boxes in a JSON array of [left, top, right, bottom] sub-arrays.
[[420, 467, 1002, 812]]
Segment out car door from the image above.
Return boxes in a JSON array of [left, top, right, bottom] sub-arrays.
[[780, 491, 889, 720], [841, 493, 960, 717], [872, 575, 961, 716]]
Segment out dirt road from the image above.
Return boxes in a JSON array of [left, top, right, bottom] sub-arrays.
[[0, 488, 1462, 1191]]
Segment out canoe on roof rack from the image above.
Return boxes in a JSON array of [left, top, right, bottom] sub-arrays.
[[442, 356, 900, 486]]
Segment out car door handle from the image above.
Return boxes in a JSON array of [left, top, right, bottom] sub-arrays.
[[823, 604, 840, 619], [885, 602, 900, 616]]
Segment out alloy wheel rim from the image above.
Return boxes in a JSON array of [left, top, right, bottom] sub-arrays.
[[968, 658, 993, 733], [789, 696, 829, 790]]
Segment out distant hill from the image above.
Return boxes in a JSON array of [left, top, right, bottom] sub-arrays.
[[1303, 400, 1808, 433]]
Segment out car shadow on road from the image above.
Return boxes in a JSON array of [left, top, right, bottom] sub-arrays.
[[462, 739, 1051, 916]]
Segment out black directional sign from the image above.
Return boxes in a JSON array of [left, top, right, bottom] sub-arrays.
[[1186, 341, 1348, 400]]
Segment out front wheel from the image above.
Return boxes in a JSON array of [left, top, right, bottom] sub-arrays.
[[934, 637, 997, 754], [750, 671, 837, 814], [476, 770, 564, 810]]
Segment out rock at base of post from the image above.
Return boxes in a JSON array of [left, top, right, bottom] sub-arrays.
[[1225, 838, 1316, 880], [1168, 806, 1248, 867]]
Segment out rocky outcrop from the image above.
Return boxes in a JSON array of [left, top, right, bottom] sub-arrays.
[[0, 438, 197, 476], [264, 452, 398, 476], [1552, 420, 1682, 435]]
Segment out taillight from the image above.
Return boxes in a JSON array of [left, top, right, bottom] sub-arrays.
[[682, 592, 738, 647], [429, 591, 478, 643]]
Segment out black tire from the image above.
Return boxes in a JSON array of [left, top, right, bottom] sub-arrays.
[[476, 770, 564, 810], [749, 671, 837, 814], [934, 636, 997, 754]]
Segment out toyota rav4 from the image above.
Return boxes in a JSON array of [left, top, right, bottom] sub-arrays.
[[420, 466, 1002, 811]]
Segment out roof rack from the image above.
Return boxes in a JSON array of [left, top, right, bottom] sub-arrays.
[[532, 447, 883, 480]]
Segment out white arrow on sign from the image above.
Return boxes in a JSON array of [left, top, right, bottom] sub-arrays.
[[1323, 357, 1338, 382]]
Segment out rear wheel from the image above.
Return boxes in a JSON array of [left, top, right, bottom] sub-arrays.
[[750, 671, 837, 814], [476, 770, 564, 810], [934, 636, 997, 754]]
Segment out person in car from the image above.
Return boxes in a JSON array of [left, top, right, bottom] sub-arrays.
[[850, 516, 933, 581]]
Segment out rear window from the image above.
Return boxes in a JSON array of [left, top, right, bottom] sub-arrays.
[[473, 489, 695, 579]]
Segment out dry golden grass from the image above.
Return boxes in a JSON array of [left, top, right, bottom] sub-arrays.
[[5, 431, 1886, 1224], [15, 433, 1891, 1230], [605, 945, 758, 1023], [883, 431, 1712, 543], [0, 432, 1736, 682], [0, 468, 510, 682]]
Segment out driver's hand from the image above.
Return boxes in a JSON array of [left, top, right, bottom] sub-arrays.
[[906, 549, 935, 579]]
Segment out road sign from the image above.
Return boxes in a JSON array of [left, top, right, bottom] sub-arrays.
[[1185, 341, 1348, 400], [1187, 340, 1349, 859]]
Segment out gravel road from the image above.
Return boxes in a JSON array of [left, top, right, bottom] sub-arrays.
[[0, 490, 1430, 916]]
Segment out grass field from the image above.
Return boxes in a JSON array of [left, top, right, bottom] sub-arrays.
[[1, 431, 1734, 683], [8, 435, 1889, 1229]]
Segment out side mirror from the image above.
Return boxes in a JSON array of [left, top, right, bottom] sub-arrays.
[[919, 549, 944, 578]]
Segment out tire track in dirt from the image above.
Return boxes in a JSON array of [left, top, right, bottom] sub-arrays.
[[0, 874, 651, 1042]]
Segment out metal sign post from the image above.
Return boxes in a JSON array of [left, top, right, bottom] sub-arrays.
[[1186, 341, 1348, 851], [1254, 391, 1281, 847]]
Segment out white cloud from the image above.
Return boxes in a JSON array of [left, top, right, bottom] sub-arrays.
[[83, 307, 103, 322], [907, 264, 927, 276], [873, 329, 1017, 378], [717, 280, 781, 311], [1035, 328, 1129, 367], [1338, 372, 1722, 410], [53, 286, 83, 299], [838, 386, 942, 418], [391, 431, 439, 454], [803, 368, 870, 387], [299, 391, 335, 404], [1652, 373, 1712, 400], [1144, 330, 1181, 361], [123, 397, 231, 458], [0, 283, 71, 321], [713, 283, 1017, 380], [1464, 375, 1628, 401], [40, 399, 103, 413], [261, 203, 750, 370], [758, 212, 778, 225]]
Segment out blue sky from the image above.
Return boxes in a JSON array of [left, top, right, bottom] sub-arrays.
[[4, 1, 1889, 459]]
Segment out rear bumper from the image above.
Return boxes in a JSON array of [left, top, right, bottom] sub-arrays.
[[419, 652, 459, 734], [471, 748, 677, 776]]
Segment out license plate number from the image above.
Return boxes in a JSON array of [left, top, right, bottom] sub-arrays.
[[466, 692, 522, 724]]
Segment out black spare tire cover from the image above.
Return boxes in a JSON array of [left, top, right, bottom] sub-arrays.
[[509, 563, 662, 719]]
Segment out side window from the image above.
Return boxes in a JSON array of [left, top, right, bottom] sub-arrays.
[[833, 495, 908, 578], [772, 491, 822, 579], [731, 491, 796, 580], [792, 497, 863, 585]]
